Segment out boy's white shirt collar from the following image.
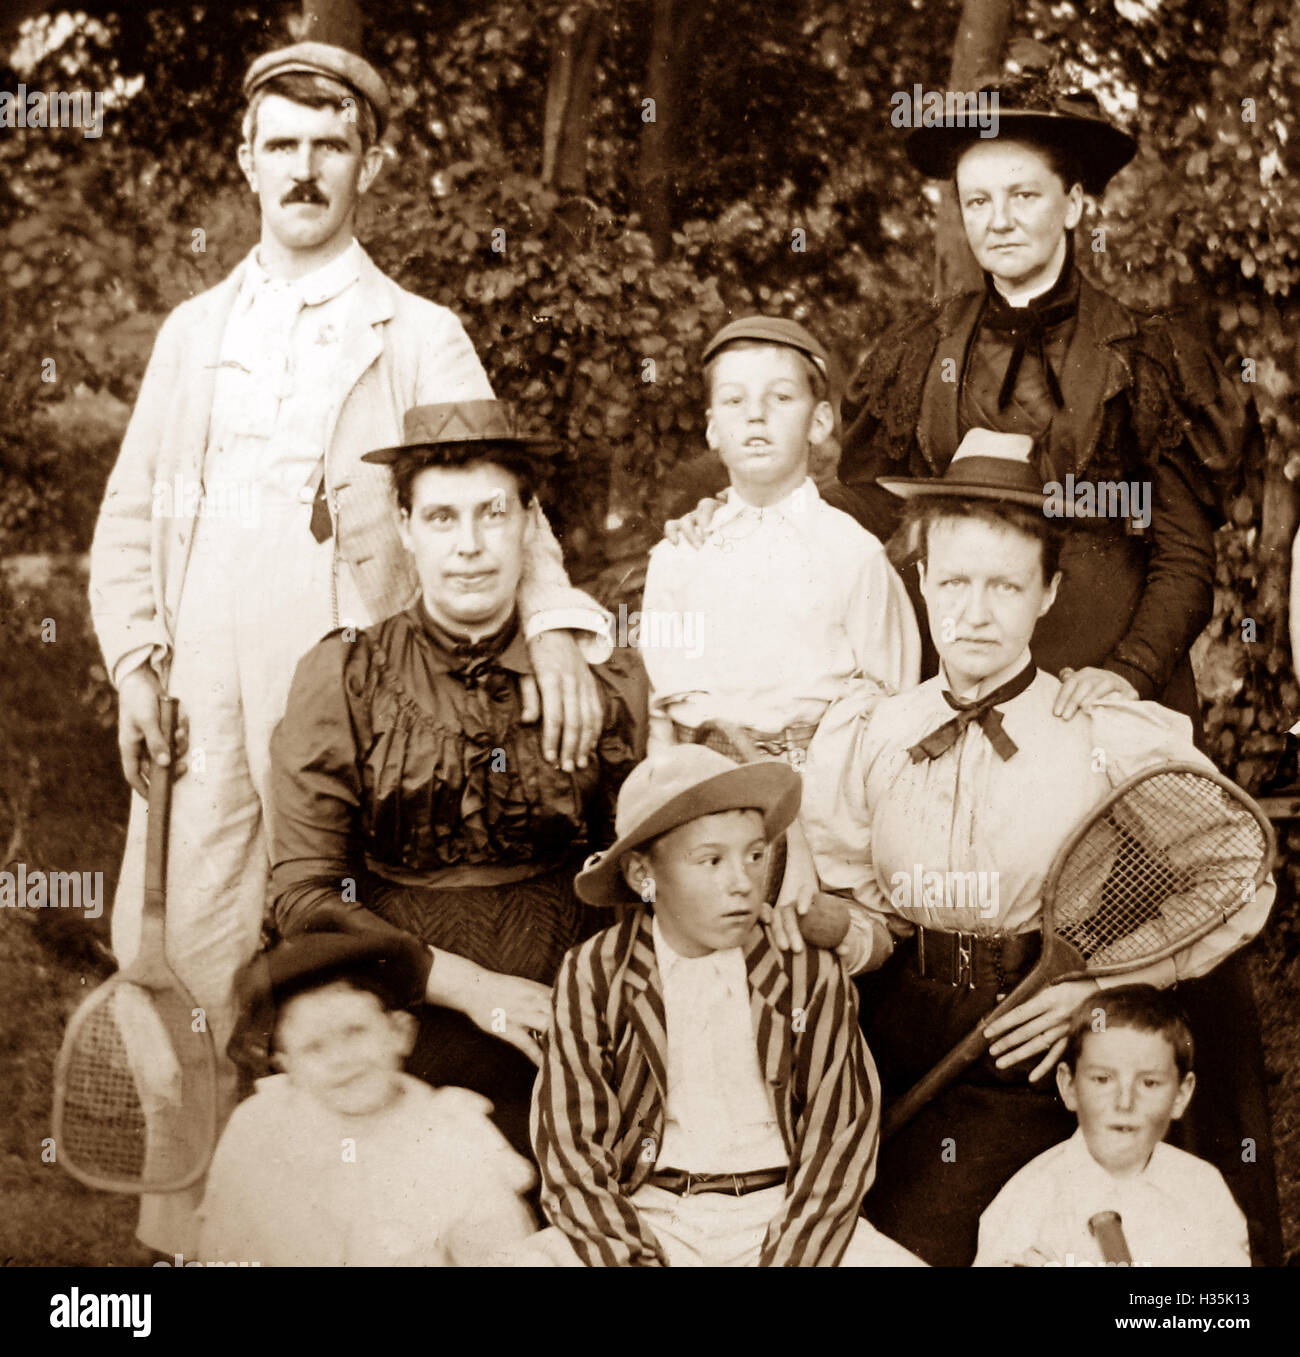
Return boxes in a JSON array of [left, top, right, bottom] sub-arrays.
[[651, 913, 745, 981], [713, 476, 820, 528], [1061, 1125, 1181, 1195]]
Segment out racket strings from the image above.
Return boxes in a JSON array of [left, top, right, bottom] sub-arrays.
[[57, 987, 214, 1188], [1052, 772, 1267, 968]]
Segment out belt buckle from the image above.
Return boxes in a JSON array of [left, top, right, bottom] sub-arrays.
[[682, 1171, 695, 1197], [955, 932, 975, 989], [731, 1174, 743, 1197]]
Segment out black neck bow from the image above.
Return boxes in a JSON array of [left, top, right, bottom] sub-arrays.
[[980, 249, 1079, 412], [907, 659, 1038, 764]]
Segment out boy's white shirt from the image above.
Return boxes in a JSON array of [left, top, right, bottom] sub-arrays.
[[640, 477, 920, 747], [196, 1072, 535, 1266], [974, 1128, 1250, 1268], [651, 916, 790, 1174]]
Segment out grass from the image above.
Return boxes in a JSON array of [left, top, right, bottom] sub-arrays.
[[2, 556, 1297, 1265]]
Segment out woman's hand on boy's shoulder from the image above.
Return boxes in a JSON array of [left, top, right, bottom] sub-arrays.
[[663, 489, 730, 549]]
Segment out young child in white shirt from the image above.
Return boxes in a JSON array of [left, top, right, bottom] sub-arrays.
[[641, 316, 920, 967], [975, 985, 1250, 1268], [198, 932, 536, 1266]]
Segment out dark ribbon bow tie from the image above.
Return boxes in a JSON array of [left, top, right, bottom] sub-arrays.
[[908, 660, 1038, 764], [981, 267, 1079, 412]]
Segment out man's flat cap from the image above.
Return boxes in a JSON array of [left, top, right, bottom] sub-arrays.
[[244, 41, 391, 135]]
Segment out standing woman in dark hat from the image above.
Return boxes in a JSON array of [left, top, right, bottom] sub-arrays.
[[831, 63, 1279, 1263], [260, 401, 647, 1161]]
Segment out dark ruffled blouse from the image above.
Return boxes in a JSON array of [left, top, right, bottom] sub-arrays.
[[268, 603, 647, 974]]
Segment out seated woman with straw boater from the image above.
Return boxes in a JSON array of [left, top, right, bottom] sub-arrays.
[[803, 431, 1274, 1267], [259, 400, 646, 1160]]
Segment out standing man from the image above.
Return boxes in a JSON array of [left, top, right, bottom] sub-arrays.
[[89, 42, 607, 1258]]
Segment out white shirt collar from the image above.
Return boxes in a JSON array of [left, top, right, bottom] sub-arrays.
[[241, 238, 363, 309], [1061, 1126, 1179, 1193], [712, 477, 819, 532], [652, 913, 744, 981]]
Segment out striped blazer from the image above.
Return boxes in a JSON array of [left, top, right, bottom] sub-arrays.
[[531, 907, 881, 1266]]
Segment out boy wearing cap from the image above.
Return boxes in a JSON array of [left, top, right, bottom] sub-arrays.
[[198, 932, 536, 1266], [639, 316, 919, 968], [522, 744, 924, 1267], [89, 40, 608, 1256]]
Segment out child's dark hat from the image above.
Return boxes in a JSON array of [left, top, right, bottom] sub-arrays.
[[227, 931, 427, 1077], [244, 41, 392, 135], [575, 744, 801, 908], [703, 316, 831, 384]]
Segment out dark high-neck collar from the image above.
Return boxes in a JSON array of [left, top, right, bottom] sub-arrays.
[[415, 601, 521, 664], [982, 238, 1080, 323]]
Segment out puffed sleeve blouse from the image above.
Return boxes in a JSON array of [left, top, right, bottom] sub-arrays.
[[804, 665, 1273, 987]]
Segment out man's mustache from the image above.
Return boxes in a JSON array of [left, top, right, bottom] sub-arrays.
[[282, 182, 329, 206]]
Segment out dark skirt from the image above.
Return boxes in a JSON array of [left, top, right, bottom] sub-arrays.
[[858, 943, 1075, 1267], [368, 860, 601, 1164]]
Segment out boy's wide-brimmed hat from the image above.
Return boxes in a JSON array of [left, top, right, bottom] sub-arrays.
[[905, 78, 1136, 197], [244, 41, 392, 135], [879, 427, 1046, 510], [575, 744, 801, 908], [361, 399, 559, 466], [227, 932, 428, 1076]]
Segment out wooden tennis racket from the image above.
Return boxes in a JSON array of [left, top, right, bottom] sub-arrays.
[[52, 698, 218, 1191], [690, 719, 850, 948], [882, 761, 1274, 1141]]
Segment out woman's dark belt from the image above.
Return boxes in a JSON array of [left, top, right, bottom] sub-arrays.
[[912, 926, 1040, 990], [646, 1167, 787, 1197]]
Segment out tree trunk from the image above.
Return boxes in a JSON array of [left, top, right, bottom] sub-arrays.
[[637, 0, 693, 260], [295, 0, 363, 50], [933, 0, 1013, 299], [542, 4, 605, 194]]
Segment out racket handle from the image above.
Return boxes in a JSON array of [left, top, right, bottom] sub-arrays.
[[798, 893, 851, 949], [1089, 1210, 1132, 1264], [142, 697, 179, 906], [881, 967, 1044, 1141]]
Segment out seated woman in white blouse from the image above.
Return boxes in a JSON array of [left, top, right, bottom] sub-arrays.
[[803, 429, 1274, 1267]]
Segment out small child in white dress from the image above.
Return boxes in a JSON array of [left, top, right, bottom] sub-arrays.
[[198, 932, 536, 1266], [975, 985, 1250, 1268]]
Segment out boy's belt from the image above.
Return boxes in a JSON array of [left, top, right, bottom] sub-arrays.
[[647, 1167, 787, 1197], [671, 720, 817, 759], [913, 926, 1040, 990]]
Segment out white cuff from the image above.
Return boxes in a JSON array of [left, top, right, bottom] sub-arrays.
[[523, 608, 614, 664]]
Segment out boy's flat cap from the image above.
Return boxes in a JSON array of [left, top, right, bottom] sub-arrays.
[[574, 744, 801, 908], [244, 41, 391, 134], [227, 931, 427, 1076], [702, 315, 831, 380]]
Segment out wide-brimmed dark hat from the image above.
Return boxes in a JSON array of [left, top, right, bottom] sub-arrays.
[[880, 428, 1046, 510], [244, 41, 391, 136], [227, 931, 428, 1077], [904, 78, 1136, 197], [361, 399, 559, 466], [575, 745, 801, 908]]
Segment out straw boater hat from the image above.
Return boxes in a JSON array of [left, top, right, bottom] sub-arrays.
[[360, 398, 558, 469], [574, 745, 801, 908], [904, 65, 1136, 197], [879, 428, 1047, 510], [244, 41, 392, 136]]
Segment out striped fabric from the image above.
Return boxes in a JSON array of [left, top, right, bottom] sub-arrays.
[[531, 907, 881, 1266]]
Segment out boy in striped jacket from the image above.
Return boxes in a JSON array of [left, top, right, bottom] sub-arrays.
[[520, 745, 923, 1267]]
